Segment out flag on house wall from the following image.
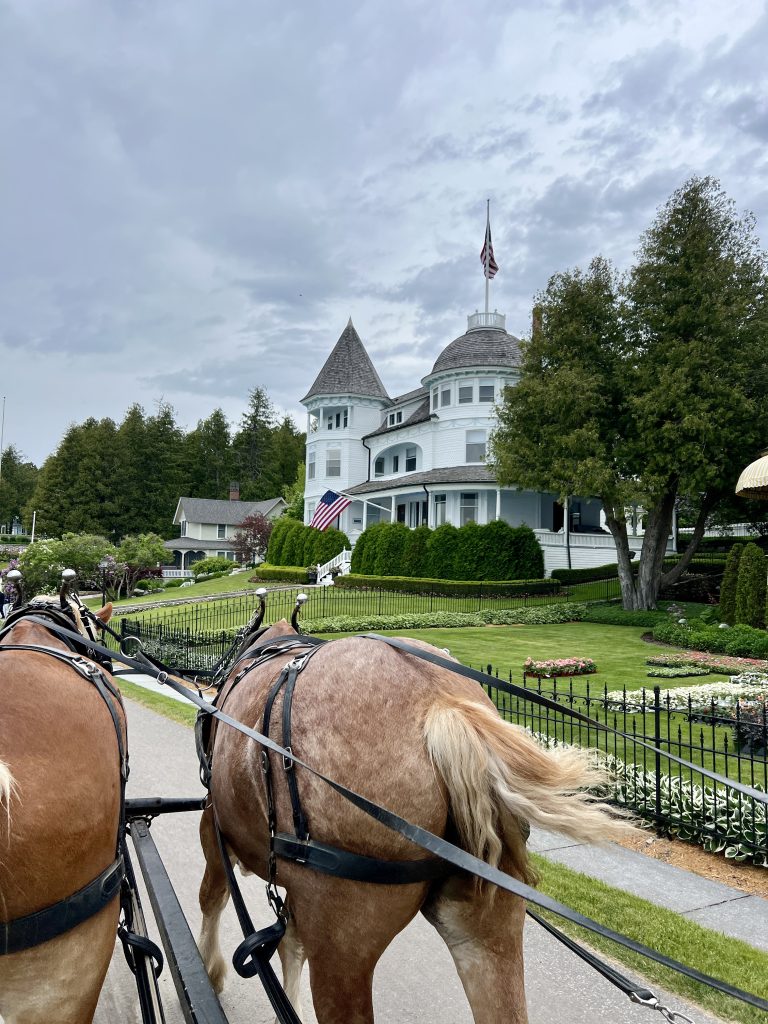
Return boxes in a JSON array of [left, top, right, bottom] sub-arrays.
[[480, 219, 499, 279], [310, 490, 351, 531]]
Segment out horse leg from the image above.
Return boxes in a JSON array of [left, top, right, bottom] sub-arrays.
[[421, 849, 528, 1024], [288, 879, 427, 1024], [197, 805, 230, 993], [277, 908, 306, 1021]]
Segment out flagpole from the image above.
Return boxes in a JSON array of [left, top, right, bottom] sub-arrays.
[[484, 199, 490, 316]]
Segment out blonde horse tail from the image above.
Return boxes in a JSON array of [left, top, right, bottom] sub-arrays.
[[0, 757, 15, 830], [424, 695, 633, 880]]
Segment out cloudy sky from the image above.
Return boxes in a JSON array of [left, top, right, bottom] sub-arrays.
[[2, 0, 767, 465]]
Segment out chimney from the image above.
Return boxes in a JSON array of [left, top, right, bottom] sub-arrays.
[[229, 482, 240, 501]]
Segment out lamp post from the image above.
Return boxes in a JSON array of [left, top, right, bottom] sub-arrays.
[[98, 558, 110, 606]]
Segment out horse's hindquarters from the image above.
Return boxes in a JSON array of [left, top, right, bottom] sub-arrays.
[[0, 899, 119, 1024]]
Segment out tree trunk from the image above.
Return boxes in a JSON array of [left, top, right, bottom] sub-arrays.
[[660, 495, 714, 588], [604, 490, 677, 610]]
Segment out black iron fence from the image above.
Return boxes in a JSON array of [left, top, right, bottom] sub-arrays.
[[476, 669, 767, 862], [113, 577, 620, 639]]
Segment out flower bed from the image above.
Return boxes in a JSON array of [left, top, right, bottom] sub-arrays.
[[646, 665, 710, 678], [523, 656, 596, 678], [645, 651, 768, 675], [606, 680, 768, 714]]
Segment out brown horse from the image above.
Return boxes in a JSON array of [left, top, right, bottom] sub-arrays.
[[198, 621, 632, 1023], [0, 597, 125, 1024]]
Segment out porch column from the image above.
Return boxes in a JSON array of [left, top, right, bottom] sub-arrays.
[[390, 497, 396, 523], [496, 488, 501, 521], [363, 499, 368, 529]]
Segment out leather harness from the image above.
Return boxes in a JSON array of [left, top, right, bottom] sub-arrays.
[[0, 606, 128, 955], [197, 633, 452, 887]]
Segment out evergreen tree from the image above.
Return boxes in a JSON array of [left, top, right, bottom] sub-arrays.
[[401, 525, 430, 578], [282, 462, 306, 520], [719, 543, 743, 624], [182, 409, 232, 498], [232, 386, 276, 500], [735, 543, 767, 628], [0, 445, 39, 531], [373, 523, 409, 576], [263, 416, 305, 498], [426, 524, 460, 580]]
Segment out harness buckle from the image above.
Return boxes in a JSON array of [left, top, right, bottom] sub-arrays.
[[282, 746, 294, 772], [260, 750, 270, 774]]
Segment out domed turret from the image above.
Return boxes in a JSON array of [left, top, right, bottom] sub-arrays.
[[426, 311, 521, 381]]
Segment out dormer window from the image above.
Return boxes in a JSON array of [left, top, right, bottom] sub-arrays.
[[388, 410, 403, 426]]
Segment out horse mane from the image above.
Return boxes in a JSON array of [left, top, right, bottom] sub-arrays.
[[0, 758, 15, 830]]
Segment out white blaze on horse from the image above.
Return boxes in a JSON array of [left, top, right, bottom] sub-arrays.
[[0, 583, 125, 1024], [198, 617, 633, 1024]]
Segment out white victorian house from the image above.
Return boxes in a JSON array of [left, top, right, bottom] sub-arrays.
[[301, 312, 670, 576]]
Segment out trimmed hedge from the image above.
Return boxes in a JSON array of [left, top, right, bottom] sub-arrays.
[[302, 603, 587, 633], [551, 560, 633, 585], [652, 620, 768, 659], [719, 543, 743, 625], [334, 573, 559, 597], [350, 520, 544, 581], [249, 565, 309, 583], [581, 603, 669, 628], [266, 518, 350, 568], [735, 543, 766, 629]]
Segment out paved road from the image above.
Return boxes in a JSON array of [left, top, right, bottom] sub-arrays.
[[95, 698, 726, 1023]]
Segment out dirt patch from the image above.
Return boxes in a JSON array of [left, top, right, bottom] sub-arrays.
[[615, 831, 768, 899]]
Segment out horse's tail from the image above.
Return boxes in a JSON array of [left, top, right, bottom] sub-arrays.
[[424, 695, 633, 882], [0, 758, 15, 829]]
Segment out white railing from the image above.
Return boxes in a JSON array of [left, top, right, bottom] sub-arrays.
[[161, 567, 194, 579], [316, 548, 352, 582], [467, 311, 506, 331], [534, 530, 675, 552]]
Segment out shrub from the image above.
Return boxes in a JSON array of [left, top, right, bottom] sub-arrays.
[[646, 665, 711, 678], [507, 524, 545, 580], [302, 603, 587, 633], [350, 528, 370, 574], [735, 543, 766, 628], [190, 556, 234, 579], [373, 522, 410, 576], [582, 603, 668, 628], [551, 559, 635, 585], [652, 620, 768, 660], [455, 521, 485, 581], [401, 525, 430, 578], [249, 565, 309, 583], [307, 527, 351, 567], [425, 523, 460, 580], [265, 517, 294, 564], [334, 574, 558, 597], [164, 578, 185, 588], [524, 656, 596, 677]]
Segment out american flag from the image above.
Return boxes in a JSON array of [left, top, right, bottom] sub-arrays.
[[480, 221, 499, 279], [310, 490, 352, 531]]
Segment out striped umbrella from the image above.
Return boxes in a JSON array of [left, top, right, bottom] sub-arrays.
[[736, 450, 768, 499]]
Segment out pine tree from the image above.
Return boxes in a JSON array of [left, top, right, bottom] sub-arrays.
[[719, 543, 743, 624], [735, 543, 767, 628]]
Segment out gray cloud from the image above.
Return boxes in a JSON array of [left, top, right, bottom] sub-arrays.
[[1, 0, 767, 466]]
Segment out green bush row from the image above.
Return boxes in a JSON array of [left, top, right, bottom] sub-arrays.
[[652, 619, 768, 659], [581, 603, 669, 628], [550, 559, 635, 585], [266, 518, 349, 568], [250, 565, 309, 583], [302, 603, 587, 633], [334, 573, 558, 597], [350, 521, 544, 581]]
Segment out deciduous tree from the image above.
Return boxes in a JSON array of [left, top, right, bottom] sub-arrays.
[[490, 177, 768, 609]]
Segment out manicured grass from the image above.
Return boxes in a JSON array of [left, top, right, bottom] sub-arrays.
[[532, 855, 768, 1024], [116, 677, 198, 727], [85, 570, 262, 610]]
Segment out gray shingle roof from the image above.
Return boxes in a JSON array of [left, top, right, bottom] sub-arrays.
[[175, 496, 285, 526], [363, 398, 432, 439], [301, 320, 390, 403], [428, 327, 522, 377], [391, 386, 428, 405], [345, 466, 496, 495]]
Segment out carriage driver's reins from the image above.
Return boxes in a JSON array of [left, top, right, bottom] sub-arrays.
[[13, 610, 768, 1023]]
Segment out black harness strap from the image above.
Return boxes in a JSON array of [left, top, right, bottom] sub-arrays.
[[0, 621, 129, 957], [0, 856, 125, 956]]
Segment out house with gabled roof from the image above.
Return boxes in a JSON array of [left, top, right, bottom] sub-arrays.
[[163, 487, 286, 571]]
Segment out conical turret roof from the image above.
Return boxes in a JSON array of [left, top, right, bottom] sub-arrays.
[[301, 319, 390, 403]]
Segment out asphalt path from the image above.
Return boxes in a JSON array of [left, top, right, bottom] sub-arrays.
[[94, 698, 726, 1023]]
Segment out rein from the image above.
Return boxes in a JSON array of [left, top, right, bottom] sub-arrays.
[[12, 616, 768, 1017]]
